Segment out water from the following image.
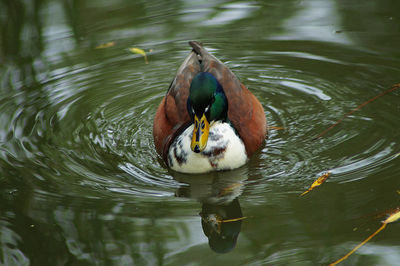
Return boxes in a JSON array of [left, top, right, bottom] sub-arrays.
[[1, 0, 400, 265]]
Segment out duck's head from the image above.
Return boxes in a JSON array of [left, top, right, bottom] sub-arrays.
[[187, 72, 228, 153]]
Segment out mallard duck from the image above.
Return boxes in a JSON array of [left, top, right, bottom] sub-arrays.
[[153, 41, 267, 173]]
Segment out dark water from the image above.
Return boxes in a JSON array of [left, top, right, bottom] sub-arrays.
[[1, 0, 400, 265]]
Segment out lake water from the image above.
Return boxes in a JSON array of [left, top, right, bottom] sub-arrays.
[[1, 0, 399, 265]]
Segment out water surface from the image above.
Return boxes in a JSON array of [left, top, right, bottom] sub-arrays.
[[1, 0, 400, 265]]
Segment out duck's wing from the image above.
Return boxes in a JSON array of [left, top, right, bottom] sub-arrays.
[[153, 46, 201, 161], [189, 41, 267, 157]]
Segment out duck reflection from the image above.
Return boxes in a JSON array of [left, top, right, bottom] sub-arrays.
[[200, 198, 243, 253], [173, 167, 248, 253]]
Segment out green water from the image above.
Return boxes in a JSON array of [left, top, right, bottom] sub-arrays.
[[1, 0, 400, 265]]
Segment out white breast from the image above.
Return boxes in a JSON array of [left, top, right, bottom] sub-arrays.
[[167, 121, 248, 173]]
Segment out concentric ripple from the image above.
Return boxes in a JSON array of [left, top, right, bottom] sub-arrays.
[[2, 0, 400, 264], [236, 42, 400, 188], [1, 41, 399, 202]]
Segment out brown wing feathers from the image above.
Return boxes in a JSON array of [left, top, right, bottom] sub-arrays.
[[153, 42, 267, 161]]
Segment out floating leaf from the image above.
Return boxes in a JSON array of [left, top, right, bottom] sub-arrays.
[[95, 41, 116, 49], [129, 47, 148, 64], [383, 209, 400, 224], [330, 208, 400, 265], [301, 171, 331, 196]]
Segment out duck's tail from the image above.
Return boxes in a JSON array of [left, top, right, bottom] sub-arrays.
[[188, 41, 204, 56]]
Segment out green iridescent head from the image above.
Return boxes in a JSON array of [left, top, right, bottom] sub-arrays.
[[187, 72, 228, 153]]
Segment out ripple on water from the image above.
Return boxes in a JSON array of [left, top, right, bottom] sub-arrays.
[[3, 43, 397, 201], [0, 58, 181, 199], [242, 51, 400, 187], [62, 82, 179, 197]]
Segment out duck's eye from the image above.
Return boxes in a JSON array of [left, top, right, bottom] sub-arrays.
[[204, 105, 210, 113]]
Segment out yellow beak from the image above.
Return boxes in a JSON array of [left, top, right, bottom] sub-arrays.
[[191, 113, 210, 153]]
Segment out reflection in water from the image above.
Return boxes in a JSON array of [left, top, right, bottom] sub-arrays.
[[174, 168, 247, 253], [271, 0, 351, 44], [200, 199, 242, 253]]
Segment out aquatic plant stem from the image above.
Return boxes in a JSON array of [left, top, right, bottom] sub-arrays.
[[315, 83, 400, 139], [330, 223, 387, 266]]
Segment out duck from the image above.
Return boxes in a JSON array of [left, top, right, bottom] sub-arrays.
[[153, 41, 267, 173]]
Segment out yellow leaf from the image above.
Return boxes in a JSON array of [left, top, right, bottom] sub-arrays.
[[301, 171, 331, 196], [129, 47, 148, 64], [395, 152, 400, 158], [383, 209, 400, 224], [95, 41, 115, 49]]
